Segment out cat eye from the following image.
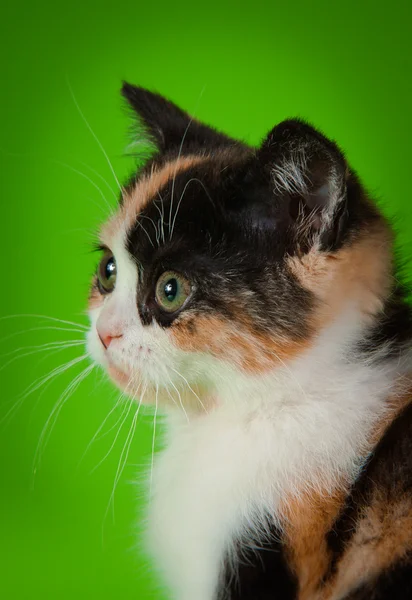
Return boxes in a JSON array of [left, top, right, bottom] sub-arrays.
[[155, 271, 192, 314], [98, 252, 117, 293]]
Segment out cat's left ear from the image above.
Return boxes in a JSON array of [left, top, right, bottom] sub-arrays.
[[256, 119, 349, 250], [122, 82, 235, 155]]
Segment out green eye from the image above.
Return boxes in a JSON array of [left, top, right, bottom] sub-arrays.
[[98, 253, 117, 293], [155, 271, 191, 313]]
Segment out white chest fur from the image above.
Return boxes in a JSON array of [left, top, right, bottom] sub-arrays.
[[146, 321, 399, 600]]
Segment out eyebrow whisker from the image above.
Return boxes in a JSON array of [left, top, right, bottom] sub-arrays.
[[138, 214, 160, 247], [134, 218, 155, 249], [153, 195, 166, 245], [67, 78, 125, 202], [168, 85, 207, 241]]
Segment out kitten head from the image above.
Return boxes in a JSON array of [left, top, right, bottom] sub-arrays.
[[87, 83, 392, 411]]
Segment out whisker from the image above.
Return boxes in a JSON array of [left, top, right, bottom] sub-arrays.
[[89, 381, 138, 475], [76, 159, 117, 201], [138, 214, 160, 247], [170, 177, 196, 240], [33, 363, 95, 477], [0, 314, 88, 330], [0, 354, 89, 428], [67, 78, 124, 197], [168, 85, 206, 240], [153, 197, 165, 245], [0, 342, 84, 373], [105, 381, 145, 524], [1, 339, 84, 360], [27, 370, 62, 425], [165, 385, 180, 411], [81, 376, 137, 472], [149, 384, 159, 497], [167, 376, 190, 423], [82, 195, 111, 217], [170, 177, 215, 241], [54, 159, 114, 216], [0, 146, 113, 215], [76, 395, 124, 471], [157, 191, 166, 244], [0, 325, 88, 345], [170, 367, 208, 414], [135, 218, 155, 249], [168, 118, 194, 239], [35, 345, 85, 372], [91, 397, 132, 443]]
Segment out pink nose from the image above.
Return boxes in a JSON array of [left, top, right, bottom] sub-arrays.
[[97, 329, 123, 349]]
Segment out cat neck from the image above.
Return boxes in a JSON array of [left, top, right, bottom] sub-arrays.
[[150, 308, 411, 600], [166, 306, 410, 491]]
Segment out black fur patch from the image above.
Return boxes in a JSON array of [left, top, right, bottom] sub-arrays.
[[346, 557, 412, 600], [126, 155, 315, 338], [327, 401, 412, 583], [357, 281, 412, 361], [122, 84, 391, 343], [122, 83, 243, 158], [218, 529, 297, 600]]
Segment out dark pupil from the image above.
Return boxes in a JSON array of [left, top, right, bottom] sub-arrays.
[[164, 278, 178, 302], [105, 258, 115, 280]]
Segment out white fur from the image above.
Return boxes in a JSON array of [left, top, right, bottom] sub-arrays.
[[272, 145, 310, 198], [87, 234, 139, 370], [147, 312, 401, 600], [88, 228, 403, 600], [271, 143, 345, 236], [87, 234, 188, 390]]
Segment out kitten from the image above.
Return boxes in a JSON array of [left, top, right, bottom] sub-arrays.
[[87, 83, 412, 600]]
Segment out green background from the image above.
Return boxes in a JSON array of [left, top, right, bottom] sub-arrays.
[[1, 1, 411, 598]]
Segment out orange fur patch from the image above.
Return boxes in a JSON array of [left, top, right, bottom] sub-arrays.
[[280, 390, 412, 600], [288, 221, 393, 329], [100, 155, 208, 246], [170, 313, 310, 373], [281, 490, 347, 600], [328, 493, 412, 599], [281, 479, 412, 600], [170, 221, 392, 375]]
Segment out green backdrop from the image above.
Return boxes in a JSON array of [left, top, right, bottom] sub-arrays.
[[1, 1, 411, 598]]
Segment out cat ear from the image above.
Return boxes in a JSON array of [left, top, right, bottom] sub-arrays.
[[257, 119, 349, 250], [122, 82, 234, 155]]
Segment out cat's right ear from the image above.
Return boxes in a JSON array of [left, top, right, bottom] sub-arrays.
[[121, 83, 234, 156], [252, 119, 350, 251]]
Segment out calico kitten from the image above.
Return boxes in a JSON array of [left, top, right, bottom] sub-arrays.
[[87, 83, 412, 600]]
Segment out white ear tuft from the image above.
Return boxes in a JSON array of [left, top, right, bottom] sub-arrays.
[[271, 143, 310, 198], [258, 119, 349, 248]]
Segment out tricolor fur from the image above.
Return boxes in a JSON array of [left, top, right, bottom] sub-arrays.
[[87, 83, 412, 599]]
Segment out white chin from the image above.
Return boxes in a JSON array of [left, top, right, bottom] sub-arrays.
[[107, 364, 135, 390]]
